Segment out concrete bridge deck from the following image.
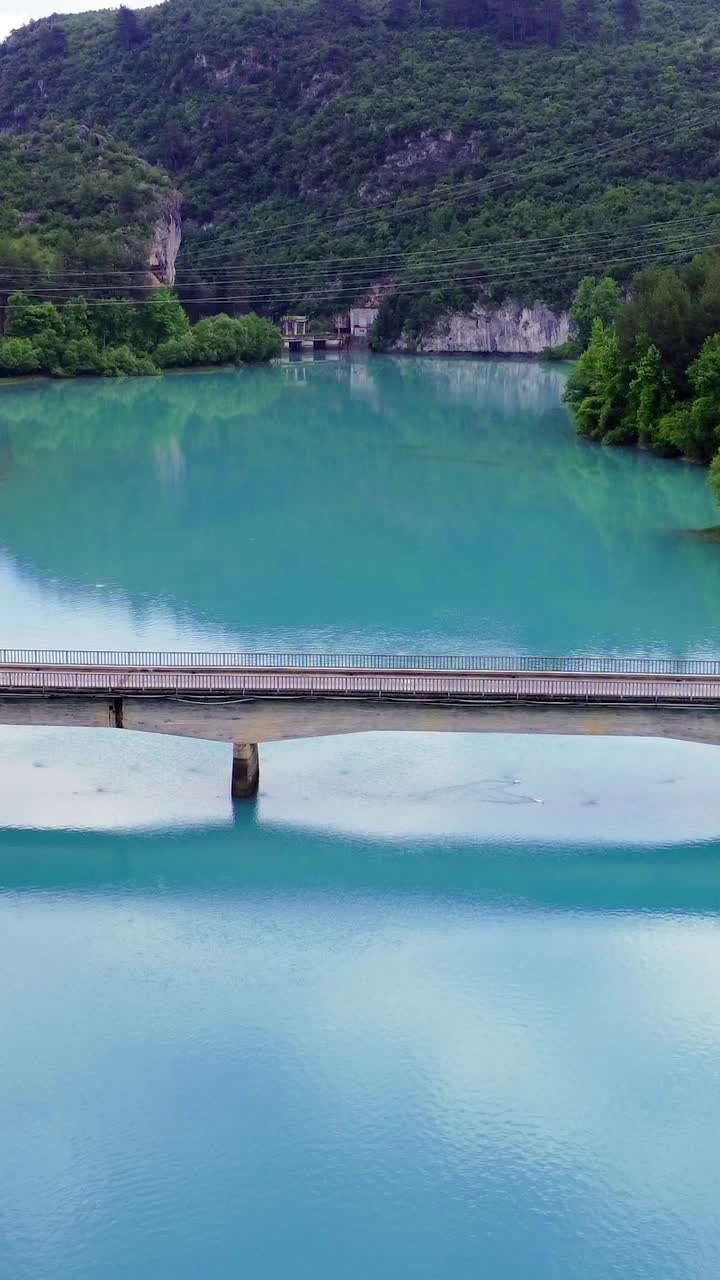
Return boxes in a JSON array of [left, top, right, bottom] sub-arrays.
[[2, 651, 720, 797]]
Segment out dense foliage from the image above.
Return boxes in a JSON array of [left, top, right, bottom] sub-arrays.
[[0, 287, 282, 378], [1, 0, 720, 324], [0, 121, 175, 290], [564, 251, 720, 502]]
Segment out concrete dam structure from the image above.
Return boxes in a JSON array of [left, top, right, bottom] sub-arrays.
[[3, 650, 720, 798]]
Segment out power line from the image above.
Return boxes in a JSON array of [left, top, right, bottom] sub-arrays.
[[177, 112, 711, 267], [0, 113, 712, 286], [157, 219, 720, 288], [0, 111, 710, 331], [7, 238, 717, 309], [175, 210, 720, 278], [3, 213, 718, 292], [4, 205, 717, 283]]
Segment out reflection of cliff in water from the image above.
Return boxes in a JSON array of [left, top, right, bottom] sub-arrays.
[[393, 352, 570, 414], [0, 356, 718, 655]]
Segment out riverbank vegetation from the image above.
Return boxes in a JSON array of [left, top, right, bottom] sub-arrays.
[[564, 249, 720, 500], [0, 288, 282, 379]]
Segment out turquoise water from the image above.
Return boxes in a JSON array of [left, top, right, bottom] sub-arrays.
[[0, 356, 718, 654], [2, 356, 720, 1278]]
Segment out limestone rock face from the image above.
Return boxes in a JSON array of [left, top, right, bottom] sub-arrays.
[[147, 189, 183, 287], [396, 299, 571, 355], [359, 129, 484, 204]]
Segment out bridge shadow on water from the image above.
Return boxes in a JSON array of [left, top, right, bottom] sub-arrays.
[[2, 729, 720, 914], [1, 813, 720, 918]]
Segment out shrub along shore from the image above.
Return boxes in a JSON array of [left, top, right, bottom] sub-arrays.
[[0, 288, 282, 380], [562, 251, 720, 505]]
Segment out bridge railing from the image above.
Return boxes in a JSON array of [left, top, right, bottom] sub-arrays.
[[2, 649, 720, 676]]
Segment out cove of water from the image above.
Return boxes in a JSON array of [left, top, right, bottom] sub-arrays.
[[1, 356, 720, 1279]]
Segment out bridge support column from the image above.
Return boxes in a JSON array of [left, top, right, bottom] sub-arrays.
[[232, 742, 259, 799]]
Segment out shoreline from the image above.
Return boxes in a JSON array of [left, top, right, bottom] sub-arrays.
[[0, 348, 566, 390], [0, 362, 259, 391]]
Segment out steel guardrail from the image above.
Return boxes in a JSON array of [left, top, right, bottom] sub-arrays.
[[3, 668, 720, 701], [1, 649, 720, 676]]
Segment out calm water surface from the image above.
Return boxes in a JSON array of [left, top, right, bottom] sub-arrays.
[[1, 357, 720, 1278]]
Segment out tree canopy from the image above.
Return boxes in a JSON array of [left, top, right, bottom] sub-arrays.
[[0, 287, 282, 380], [564, 250, 720, 486]]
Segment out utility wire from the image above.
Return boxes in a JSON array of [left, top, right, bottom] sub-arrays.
[[4, 217, 718, 296], [5, 208, 718, 283], [0, 116, 711, 285], [177, 112, 711, 265], [173, 212, 720, 279], [8, 239, 718, 309]]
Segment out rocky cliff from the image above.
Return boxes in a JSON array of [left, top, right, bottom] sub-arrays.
[[147, 189, 183, 287], [394, 299, 570, 355]]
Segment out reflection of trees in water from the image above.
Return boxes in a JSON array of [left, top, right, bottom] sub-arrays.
[[0, 424, 11, 482], [0, 367, 286, 468], [0, 358, 717, 652]]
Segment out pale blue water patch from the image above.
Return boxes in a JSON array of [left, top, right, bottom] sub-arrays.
[[2, 357, 720, 1278], [0, 725, 233, 832], [3, 726, 720, 845], [258, 731, 720, 846]]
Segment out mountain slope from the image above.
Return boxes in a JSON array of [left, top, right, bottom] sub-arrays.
[[1, 0, 720, 320]]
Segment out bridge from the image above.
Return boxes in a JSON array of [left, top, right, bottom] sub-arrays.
[[3, 649, 720, 797]]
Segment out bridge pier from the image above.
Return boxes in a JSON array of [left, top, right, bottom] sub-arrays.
[[232, 742, 259, 799]]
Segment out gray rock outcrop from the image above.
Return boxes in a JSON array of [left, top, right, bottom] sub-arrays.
[[395, 298, 570, 355], [147, 189, 183, 286]]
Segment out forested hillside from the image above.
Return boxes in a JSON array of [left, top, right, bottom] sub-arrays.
[[0, 121, 177, 287], [1, 0, 720, 324]]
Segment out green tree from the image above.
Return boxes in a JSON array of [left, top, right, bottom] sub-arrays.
[[617, 0, 640, 32], [0, 337, 41, 375], [60, 337, 103, 377], [91, 299, 137, 350], [566, 255, 720, 462], [370, 293, 412, 351], [679, 334, 720, 461], [101, 345, 159, 377], [564, 317, 631, 442], [233, 314, 283, 361], [570, 276, 623, 350], [117, 5, 143, 49], [155, 333, 199, 368], [32, 328, 66, 377], [654, 406, 693, 457], [62, 299, 91, 343], [192, 314, 243, 364], [5, 292, 62, 339], [37, 24, 67, 60], [137, 288, 189, 351], [573, 0, 597, 39], [629, 344, 674, 447], [0, 235, 58, 280], [616, 267, 692, 377]]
